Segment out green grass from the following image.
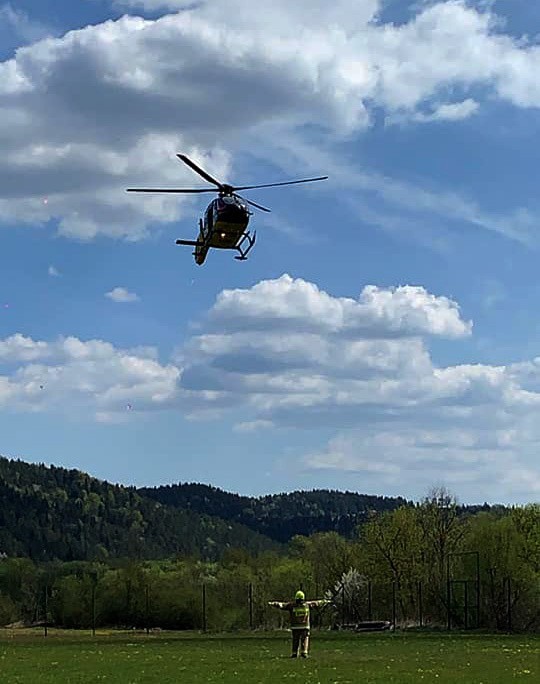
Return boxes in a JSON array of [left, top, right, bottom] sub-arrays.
[[0, 629, 538, 683]]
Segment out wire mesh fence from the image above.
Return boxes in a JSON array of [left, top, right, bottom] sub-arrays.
[[1, 574, 537, 635]]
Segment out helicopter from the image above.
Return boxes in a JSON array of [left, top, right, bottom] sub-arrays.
[[126, 154, 328, 265]]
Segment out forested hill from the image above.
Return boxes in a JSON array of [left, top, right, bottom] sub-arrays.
[[139, 483, 410, 542], [0, 456, 279, 562]]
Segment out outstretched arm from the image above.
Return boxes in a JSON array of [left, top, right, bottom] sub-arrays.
[[306, 599, 331, 608], [268, 601, 288, 610]]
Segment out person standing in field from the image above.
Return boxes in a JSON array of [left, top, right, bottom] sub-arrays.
[[268, 590, 330, 658]]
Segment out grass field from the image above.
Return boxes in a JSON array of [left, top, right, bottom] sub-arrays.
[[0, 629, 538, 683]]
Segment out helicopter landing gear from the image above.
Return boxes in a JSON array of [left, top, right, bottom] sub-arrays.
[[234, 231, 256, 260]]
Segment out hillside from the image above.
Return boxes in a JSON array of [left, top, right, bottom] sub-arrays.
[[1, 456, 497, 563], [0, 456, 279, 562], [139, 482, 410, 542]]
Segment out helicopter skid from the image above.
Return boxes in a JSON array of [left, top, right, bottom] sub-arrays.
[[175, 230, 256, 264], [234, 230, 256, 260]]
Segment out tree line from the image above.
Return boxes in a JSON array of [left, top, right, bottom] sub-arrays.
[[1, 456, 502, 562], [0, 456, 416, 561], [1, 488, 537, 632], [139, 483, 411, 542], [0, 457, 279, 561]]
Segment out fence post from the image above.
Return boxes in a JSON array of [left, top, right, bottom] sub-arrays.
[[392, 582, 396, 630], [475, 551, 480, 629], [464, 581, 468, 629], [506, 578, 512, 633], [368, 581, 372, 621], [91, 579, 96, 637], [249, 583, 253, 630], [418, 581, 423, 628], [446, 556, 451, 631], [145, 582, 150, 635], [43, 585, 48, 637], [202, 583, 207, 632]]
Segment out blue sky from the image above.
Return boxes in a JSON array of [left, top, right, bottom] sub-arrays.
[[1, 0, 540, 504]]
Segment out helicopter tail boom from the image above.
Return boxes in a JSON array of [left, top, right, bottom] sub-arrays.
[[175, 239, 204, 246]]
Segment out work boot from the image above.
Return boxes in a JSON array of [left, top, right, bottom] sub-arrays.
[[301, 653, 308, 658], [291, 653, 297, 658]]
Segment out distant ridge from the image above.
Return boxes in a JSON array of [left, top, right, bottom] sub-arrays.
[[139, 483, 412, 542], [0, 455, 500, 561], [0, 456, 278, 562]]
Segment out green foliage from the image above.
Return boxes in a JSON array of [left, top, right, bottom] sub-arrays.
[[0, 456, 279, 562], [0, 457, 537, 633], [0, 592, 18, 626], [1, 456, 513, 564], [0, 558, 39, 623], [139, 482, 411, 542], [509, 504, 540, 574], [290, 532, 359, 591], [463, 509, 540, 630]]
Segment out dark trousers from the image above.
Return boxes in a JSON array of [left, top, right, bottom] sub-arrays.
[[291, 628, 309, 655]]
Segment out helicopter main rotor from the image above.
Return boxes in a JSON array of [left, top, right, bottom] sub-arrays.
[[126, 153, 328, 213]]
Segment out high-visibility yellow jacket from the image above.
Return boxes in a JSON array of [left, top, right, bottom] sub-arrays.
[[269, 600, 329, 630]]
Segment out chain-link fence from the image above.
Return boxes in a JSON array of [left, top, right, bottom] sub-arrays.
[[1, 573, 537, 634]]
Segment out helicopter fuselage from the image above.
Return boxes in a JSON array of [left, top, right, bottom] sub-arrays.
[[194, 195, 251, 265]]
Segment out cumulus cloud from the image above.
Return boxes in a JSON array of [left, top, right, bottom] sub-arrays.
[[105, 286, 140, 303], [1, 1, 540, 239], [179, 275, 478, 418], [48, 265, 60, 277], [305, 427, 540, 502], [205, 275, 471, 338], [174, 275, 539, 501], [2, 275, 540, 500], [0, 334, 179, 417], [0, 333, 51, 363]]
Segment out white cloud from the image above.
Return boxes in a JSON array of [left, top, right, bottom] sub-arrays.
[[0, 333, 51, 362], [114, 0, 381, 28], [1, 1, 540, 239], [0, 334, 179, 417], [428, 99, 480, 121], [305, 428, 540, 502], [48, 265, 60, 277], [169, 0, 540, 115], [105, 286, 140, 303], [175, 275, 540, 502], [180, 277, 486, 420], [3, 274, 540, 500], [389, 98, 481, 125], [206, 275, 471, 338]]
